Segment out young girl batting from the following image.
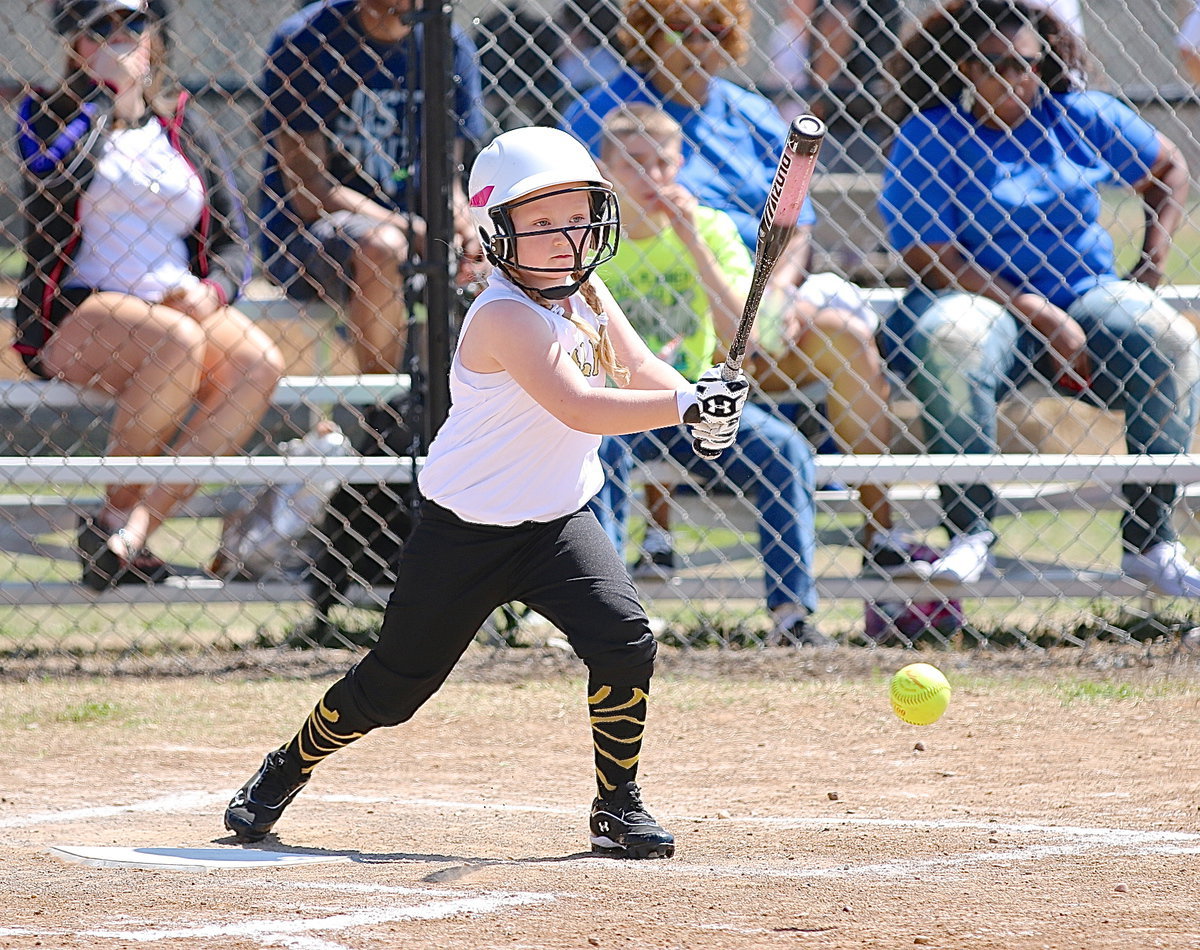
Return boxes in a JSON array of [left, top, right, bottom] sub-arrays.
[[223, 127, 748, 859]]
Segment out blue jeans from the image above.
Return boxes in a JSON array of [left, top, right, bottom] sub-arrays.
[[588, 401, 818, 614], [881, 281, 1200, 551]]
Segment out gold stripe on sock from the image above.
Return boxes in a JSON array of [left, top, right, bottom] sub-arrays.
[[590, 687, 648, 714], [595, 746, 642, 770], [596, 766, 616, 793], [318, 698, 340, 723]]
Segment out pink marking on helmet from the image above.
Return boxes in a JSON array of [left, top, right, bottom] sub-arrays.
[[469, 185, 494, 208]]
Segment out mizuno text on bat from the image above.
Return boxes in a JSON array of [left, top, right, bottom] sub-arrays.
[[722, 114, 826, 381]]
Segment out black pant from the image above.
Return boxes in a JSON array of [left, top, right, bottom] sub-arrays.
[[343, 500, 657, 728]]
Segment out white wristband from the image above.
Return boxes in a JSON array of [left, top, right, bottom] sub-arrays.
[[675, 388, 698, 423]]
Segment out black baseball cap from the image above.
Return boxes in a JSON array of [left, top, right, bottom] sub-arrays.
[[51, 0, 156, 36]]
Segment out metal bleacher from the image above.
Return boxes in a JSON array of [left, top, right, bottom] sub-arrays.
[[0, 286, 1197, 606]]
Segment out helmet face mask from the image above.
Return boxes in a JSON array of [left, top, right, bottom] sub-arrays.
[[469, 127, 621, 299], [486, 184, 620, 279]]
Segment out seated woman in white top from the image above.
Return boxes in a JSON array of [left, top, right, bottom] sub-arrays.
[[15, 0, 284, 589]]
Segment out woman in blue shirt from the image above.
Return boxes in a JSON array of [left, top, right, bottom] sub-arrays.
[[879, 0, 1200, 594]]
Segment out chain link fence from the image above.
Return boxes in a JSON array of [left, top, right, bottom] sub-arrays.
[[2, 0, 1200, 665]]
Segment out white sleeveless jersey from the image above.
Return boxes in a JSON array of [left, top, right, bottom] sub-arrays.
[[417, 273, 606, 525]]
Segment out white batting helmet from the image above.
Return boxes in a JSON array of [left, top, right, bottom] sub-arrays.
[[468, 127, 619, 298]]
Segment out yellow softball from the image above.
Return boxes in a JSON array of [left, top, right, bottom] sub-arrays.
[[889, 663, 951, 725]]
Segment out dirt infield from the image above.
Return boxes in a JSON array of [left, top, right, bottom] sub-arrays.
[[2, 645, 1199, 949]]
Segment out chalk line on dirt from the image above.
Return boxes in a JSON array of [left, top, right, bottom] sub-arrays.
[[11, 788, 1200, 853], [0, 791, 224, 829], [0, 890, 557, 948], [7, 789, 1199, 947]]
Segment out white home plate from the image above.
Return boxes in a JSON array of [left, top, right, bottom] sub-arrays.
[[48, 846, 350, 871]]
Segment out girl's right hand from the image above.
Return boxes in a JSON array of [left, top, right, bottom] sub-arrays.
[[1014, 293, 1091, 391], [657, 183, 699, 237]]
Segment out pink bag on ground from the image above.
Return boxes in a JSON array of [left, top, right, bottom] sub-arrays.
[[865, 542, 965, 644]]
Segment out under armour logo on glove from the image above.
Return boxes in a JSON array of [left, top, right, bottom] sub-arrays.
[[695, 366, 749, 417], [699, 391, 741, 417]]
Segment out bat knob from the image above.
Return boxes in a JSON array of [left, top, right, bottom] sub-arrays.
[[692, 439, 723, 460], [793, 114, 826, 139]]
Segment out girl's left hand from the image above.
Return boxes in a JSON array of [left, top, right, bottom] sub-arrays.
[[160, 283, 222, 320]]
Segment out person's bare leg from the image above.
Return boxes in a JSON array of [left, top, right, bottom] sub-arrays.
[[347, 224, 410, 375], [644, 484, 670, 532], [633, 479, 675, 573], [40, 292, 205, 523], [120, 307, 286, 550]]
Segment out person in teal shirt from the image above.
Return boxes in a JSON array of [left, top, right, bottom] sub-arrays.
[[588, 105, 830, 646]]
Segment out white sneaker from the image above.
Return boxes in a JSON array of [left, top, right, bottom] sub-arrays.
[[1121, 542, 1200, 598], [863, 530, 933, 579], [928, 531, 995, 584]]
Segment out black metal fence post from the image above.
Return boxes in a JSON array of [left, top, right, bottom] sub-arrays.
[[419, 0, 455, 446]]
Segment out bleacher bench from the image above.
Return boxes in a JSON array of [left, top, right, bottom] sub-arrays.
[[0, 448, 1193, 606]]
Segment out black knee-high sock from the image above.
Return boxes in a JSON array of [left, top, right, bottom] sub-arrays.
[[282, 679, 376, 779], [589, 681, 649, 795]]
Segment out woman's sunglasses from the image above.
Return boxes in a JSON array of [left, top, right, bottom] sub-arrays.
[[662, 19, 735, 41], [85, 13, 151, 42], [967, 51, 1044, 76]]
